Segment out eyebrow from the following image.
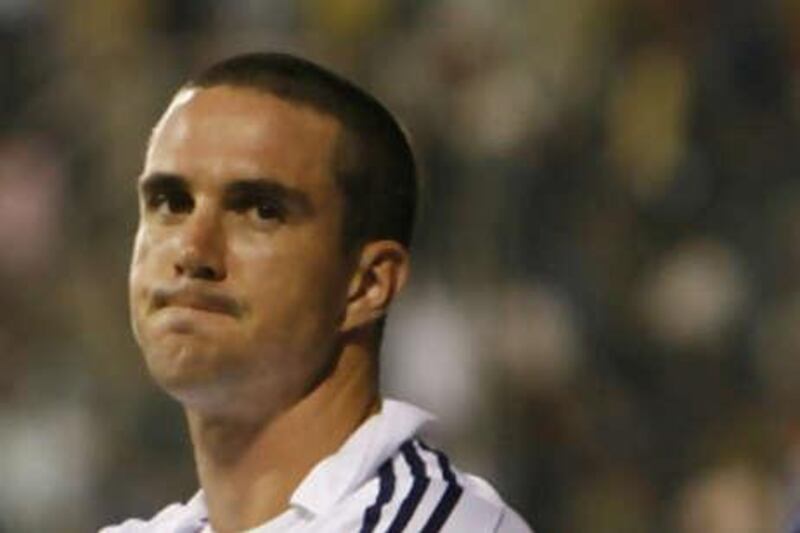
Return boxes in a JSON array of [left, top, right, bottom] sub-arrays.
[[139, 172, 187, 194], [138, 172, 314, 216], [225, 178, 314, 216]]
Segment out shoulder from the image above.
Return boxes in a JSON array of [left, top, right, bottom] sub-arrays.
[[356, 438, 533, 533]]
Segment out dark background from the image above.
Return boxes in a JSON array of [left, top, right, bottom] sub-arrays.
[[0, 0, 798, 531]]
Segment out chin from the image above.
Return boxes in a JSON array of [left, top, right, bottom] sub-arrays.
[[142, 340, 223, 395], [140, 338, 264, 416]]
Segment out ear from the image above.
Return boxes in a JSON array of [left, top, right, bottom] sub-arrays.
[[341, 240, 410, 333]]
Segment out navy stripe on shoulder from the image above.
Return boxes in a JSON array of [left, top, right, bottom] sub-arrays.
[[417, 440, 457, 484], [386, 440, 431, 533], [421, 484, 463, 533], [359, 459, 396, 533], [418, 440, 464, 533]]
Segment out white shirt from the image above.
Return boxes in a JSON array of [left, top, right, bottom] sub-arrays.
[[100, 399, 533, 532]]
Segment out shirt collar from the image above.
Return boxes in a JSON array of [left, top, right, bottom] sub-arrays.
[[186, 398, 433, 525], [290, 398, 434, 516]]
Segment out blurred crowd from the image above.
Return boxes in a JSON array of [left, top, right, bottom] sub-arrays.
[[1, 0, 799, 531]]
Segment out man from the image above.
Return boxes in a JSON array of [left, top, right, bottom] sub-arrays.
[[102, 52, 532, 532]]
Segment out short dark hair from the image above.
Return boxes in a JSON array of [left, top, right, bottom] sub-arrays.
[[183, 52, 417, 251]]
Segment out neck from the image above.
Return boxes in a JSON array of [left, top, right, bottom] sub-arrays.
[[186, 343, 379, 533]]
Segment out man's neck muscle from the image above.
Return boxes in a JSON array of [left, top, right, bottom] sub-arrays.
[[186, 345, 379, 533]]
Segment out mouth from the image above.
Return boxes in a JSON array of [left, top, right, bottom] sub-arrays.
[[151, 286, 242, 318]]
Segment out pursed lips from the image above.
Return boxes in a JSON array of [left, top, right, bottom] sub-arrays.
[[151, 287, 242, 318]]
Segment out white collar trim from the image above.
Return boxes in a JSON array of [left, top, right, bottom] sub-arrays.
[[185, 398, 434, 526]]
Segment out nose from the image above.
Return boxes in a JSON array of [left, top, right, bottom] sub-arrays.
[[174, 207, 226, 282]]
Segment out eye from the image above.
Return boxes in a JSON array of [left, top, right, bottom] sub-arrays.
[[226, 186, 288, 228], [243, 199, 285, 228], [254, 200, 283, 221], [147, 190, 193, 215]]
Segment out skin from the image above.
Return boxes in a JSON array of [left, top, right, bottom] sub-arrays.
[[129, 85, 409, 532]]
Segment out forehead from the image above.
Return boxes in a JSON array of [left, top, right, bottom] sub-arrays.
[[145, 86, 342, 190]]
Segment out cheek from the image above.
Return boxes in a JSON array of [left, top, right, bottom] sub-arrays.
[[131, 224, 161, 267], [130, 226, 176, 279], [250, 249, 347, 333], [130, 228, 151, 285], [129, 227, 165, 317]]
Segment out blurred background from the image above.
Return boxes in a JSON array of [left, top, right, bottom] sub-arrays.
[[0, 0, 799, 531]]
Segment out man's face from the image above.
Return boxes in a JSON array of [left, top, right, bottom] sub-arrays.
[[130, 86, 354, 418]]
